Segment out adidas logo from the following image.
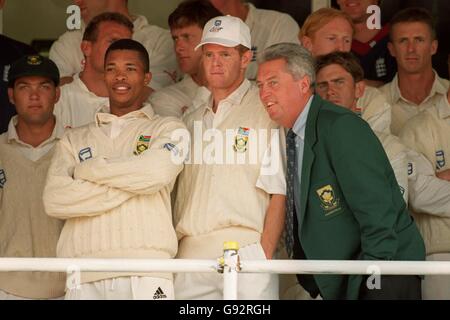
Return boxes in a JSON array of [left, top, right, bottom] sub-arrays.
[[153, 287, 167, 300]]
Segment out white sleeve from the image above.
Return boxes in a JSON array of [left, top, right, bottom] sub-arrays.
[[268, 13, 300, 45], [150, 90, 185, 118], [407, 149, 450, 216], [256, 128, 286, 195], [49, 31, 84, 78], [389, 152, 409, 203], [73, 120, 186, 195], [43, 136, 134, 220], [360, 87, 392, 135]]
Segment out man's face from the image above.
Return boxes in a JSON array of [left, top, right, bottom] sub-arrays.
[[73, 0, 109, 23], [171, 24, 203, 75], [202, 44, 250, 92], [302, 17, 353, 57], [315, 64, 364, 109], [104, 49, 151, 114], [257, 58, 310, 128], [8, 76, 60, 126], [337, 0, 378, 23], [388, 22, 437, 75], [83, 21, 132, 74]]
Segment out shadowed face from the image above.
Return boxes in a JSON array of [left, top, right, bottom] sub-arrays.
[[388, 21, 437, 74], [73, 0, 109, 23], [337, 0, 379, 23], [316, 63, 365, 110], [302, 17, 353, 57], [171, 24, 204, 75], [82, 21, 132, 73], [8, 76, 60, 126]]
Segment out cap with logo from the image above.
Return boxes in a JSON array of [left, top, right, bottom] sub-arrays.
[[195, 15, 251, 51], [8, 55, 60, 88]]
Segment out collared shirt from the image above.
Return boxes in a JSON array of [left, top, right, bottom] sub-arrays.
[[54, 73, 109, 129], [6, 116, 65, 162], [203, 79, 251, 129], [291, 95, 314, 218], [380, 71, 449, 135], [150, 74, 209, 118], [95, 104, 155, 139]]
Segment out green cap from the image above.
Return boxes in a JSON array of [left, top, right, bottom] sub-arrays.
[[8, 55, 60, 88]]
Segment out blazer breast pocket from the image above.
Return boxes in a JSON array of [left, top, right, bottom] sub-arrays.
[[312, 181, 348, 221]]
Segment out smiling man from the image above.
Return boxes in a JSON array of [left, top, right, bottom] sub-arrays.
[[256, 43, 425, 300], [43, 39, 186, 300], [0, 55, 65, 300]]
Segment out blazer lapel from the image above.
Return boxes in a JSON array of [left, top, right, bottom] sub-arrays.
[[299, 95, 321, 230]]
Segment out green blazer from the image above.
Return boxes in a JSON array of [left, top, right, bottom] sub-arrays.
[[295, 95, 425, 300]]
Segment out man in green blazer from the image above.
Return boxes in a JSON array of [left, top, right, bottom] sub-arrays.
[[256, 43, 425, 300]]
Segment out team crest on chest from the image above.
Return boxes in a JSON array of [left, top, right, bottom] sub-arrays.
[[436, 150, 446, 169], [233, 127, 250, 153], [135, 135, 151, 155], [316, 184, 340, 214], [0, 169, 6, 188]]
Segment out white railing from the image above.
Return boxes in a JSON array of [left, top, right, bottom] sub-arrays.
[[1, 245, 450, 299]]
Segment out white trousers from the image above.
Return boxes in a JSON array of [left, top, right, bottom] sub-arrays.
[[175, 243, 279, 300], [422, 253, 450, 300], [0, 289, 63, 300], [65, 276, 174, 300]]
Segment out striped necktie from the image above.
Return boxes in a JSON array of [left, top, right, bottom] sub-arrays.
[[285, 129, 297, 258]]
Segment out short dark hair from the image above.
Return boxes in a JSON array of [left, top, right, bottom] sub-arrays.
[[315, 51, 364, 83], [389, 7, 436, 41], [83, 12, 133, 42], [105, 39, 150, 72], [168, 0, 222, 29]]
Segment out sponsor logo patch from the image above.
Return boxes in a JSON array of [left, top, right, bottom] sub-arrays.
[[0, 169, 6, 188], [436, 150, 446, 169], [78, 147, 93, 162]]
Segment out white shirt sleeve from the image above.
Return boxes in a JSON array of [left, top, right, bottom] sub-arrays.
[[49, 30, 84, 78], [256, 127, 286, 195], [407, 149, 450, 216]]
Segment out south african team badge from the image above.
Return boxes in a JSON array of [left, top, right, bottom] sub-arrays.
[[135, 135, 151, 155], [316, 184, 340, 213], [233, 127, 250, 153]]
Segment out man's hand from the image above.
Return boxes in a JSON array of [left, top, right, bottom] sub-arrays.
[[59, 76, 74, 86], [437, 169, 450, 182]]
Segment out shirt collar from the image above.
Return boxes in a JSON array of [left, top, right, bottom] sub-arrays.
[[436, 94, 450, 119], [95, 103, 155, 127], [201, 79, 251, 115], [7, 115, 65, 146], [291, 95, 314, 140], [390, 70, 448, 104]]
